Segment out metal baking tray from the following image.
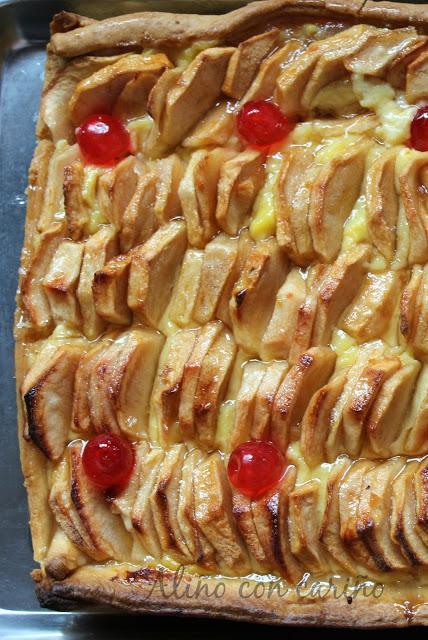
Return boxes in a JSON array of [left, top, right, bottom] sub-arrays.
[[0, 0, 427, 637]]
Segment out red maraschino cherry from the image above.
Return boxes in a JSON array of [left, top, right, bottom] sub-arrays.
[[410, 106, 428, 151], [76, 113, 131, 165], [227, 440, 285, 500], [82, 433, 134, 490], [236, 100, 293, 147]]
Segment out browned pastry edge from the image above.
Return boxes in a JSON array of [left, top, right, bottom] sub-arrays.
[[33, 565, 428, 627], [16, 0, 428, 625], [50, 0, 428, 59]]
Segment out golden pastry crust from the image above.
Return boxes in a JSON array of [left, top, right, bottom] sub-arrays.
[[16, 0, 428, 626]]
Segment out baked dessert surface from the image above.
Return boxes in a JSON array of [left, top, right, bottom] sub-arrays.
[[15, 0, 428, 626]]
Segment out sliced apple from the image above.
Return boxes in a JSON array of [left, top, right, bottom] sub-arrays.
[[77, 225, 118, 339], [356, 457, 409, 571], [312, 244, 369, 346], [179, 147, 236, 248], [69, 53, 172, 124], [177, 448, 215, 569], [366, 359, 420, 455], [271, 346, 336, 452], [150, 329, 197, 446], [22, 343, 85, 460], [192, 327, 236, 450], [63, 160, 89, 241], [222, 29, 280, 99], [404, 365, 428, 454], [230, 360, 267, 450], [216, 150, 265, 235], [309, 141, 367, 262], [45, 527, 87, 580], [168, 249, 204, 328], [400, 264, 428, 358], [132, 447, 165, 559], [120, 171, 158, 253], [153, 154, 184, 224], [192, 234, 239, 325], [112, 441, 150, 531], [93, 252, 132, 326], [194, 452, 250, 573], [288, 480, 328, 573], [216, 230, 254, 327], [233, 489, 269, 572], [251, 361, 288, 441], [158, 47, 235, 149], [300, 370, 348, 468], [144, 68, 182, 158], [230, 238, 288, 356], [414, 459, 428, 548], [243, 40, 302, 103], [345, 27, 421, 76], [406, 48, 428, 102], [366, 147, 399, 261], [68, 441, 131, 560], [260, 268, 306, 362], [182, 102, 235, 149], [43, 239, 83, 328], [72, 340, 111, 435], [98, 156, 140, 231], [399, 154, 428, 265], [127, 220, 187, 327]]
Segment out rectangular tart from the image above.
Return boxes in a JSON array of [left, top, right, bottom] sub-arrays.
[[15, 0, 428, 626]]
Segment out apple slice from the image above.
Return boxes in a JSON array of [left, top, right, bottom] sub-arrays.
[[251, 361, 289, 440], [154, 154, 184, 223], [243, 40, 301, 103], [399, 154, 428, 265], [43, 239, 84, 328], [98, 156, 139, 230], [230, 360, 266, 451], [132, 447, 165, 559], [366, 147, 399, 261], [112, 441, 150, 531], [92, 252, 133, 326], [407, 48, 428, 102], [169, 249, 204, 328], [232, 489, 269, 572], [404, 365, 428, 454], [182, 102, 235, 149], [288, 480, 328, 574], [120, 172, 158, 253], [63, 160, 89, 241]]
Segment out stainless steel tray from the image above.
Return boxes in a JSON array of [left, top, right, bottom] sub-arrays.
[[0, 0, 426, 636]]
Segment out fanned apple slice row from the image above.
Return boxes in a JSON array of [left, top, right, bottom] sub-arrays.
[[366, 147, 399, 261], [194, 327, 237, 450], [179, 148, 236, 248], [340, 270, 403, 343], [154, 154, 184, 224], [37, 143, 80, 233], [288, 480, 329, 574], [230, 360, 267, 451], [128, 220, 187, 328], [222, 29, 280, 99], [341, 355, 402, 458], [22, 343, 85, 460], [242, 40, 302, 103], [260, 268, 306, 362], [69, 53, 172, 124], [93, 252, 133, 326], [251, 361, 289, 441], [356, 457, 409, 572], [400, 264, 428, 359], [132, 447, 165, 559], [88, 328, 164, 439], [72, 340, 112, 435], [311, 244, 369, 346], [150, 443, 194, 563], [308, 141, 368, 263], [252, 465, 303, 582], [77, 225, 118, 340], [119, 171, 158, 253], [276, 145, 317, 266], [391, 460, 428, 566], [49, 456, 105, 561], [68, 441, 132, 561], [98, 156, 140, 231], [169, 249, 204, 328], [230, 238, 288, 356], [192, 234, 239, 325], [63, 160, 89, 241], [21, 223, 64, 332], [177, 449, 215, 569], [194, 452, 250, 574], [398, 152, 428, 265], [156, 47, 235, 149], [150, 329, 197, 447], [232, 489, 270, 572], [366, 358, 421, 455], [112, 441, 150, 532], [271, 346, 336, 452], [43, 239, 84, 328], [404, 365, 428, 454], [216, 150, 265, 236], [178, 322, 224, 440], [300, 370, 349, 468], [319, 457, 356, 574], [338, 459, 379, 571]]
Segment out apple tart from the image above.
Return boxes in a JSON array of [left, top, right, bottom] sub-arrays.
[[15, 0, 428, 626]]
